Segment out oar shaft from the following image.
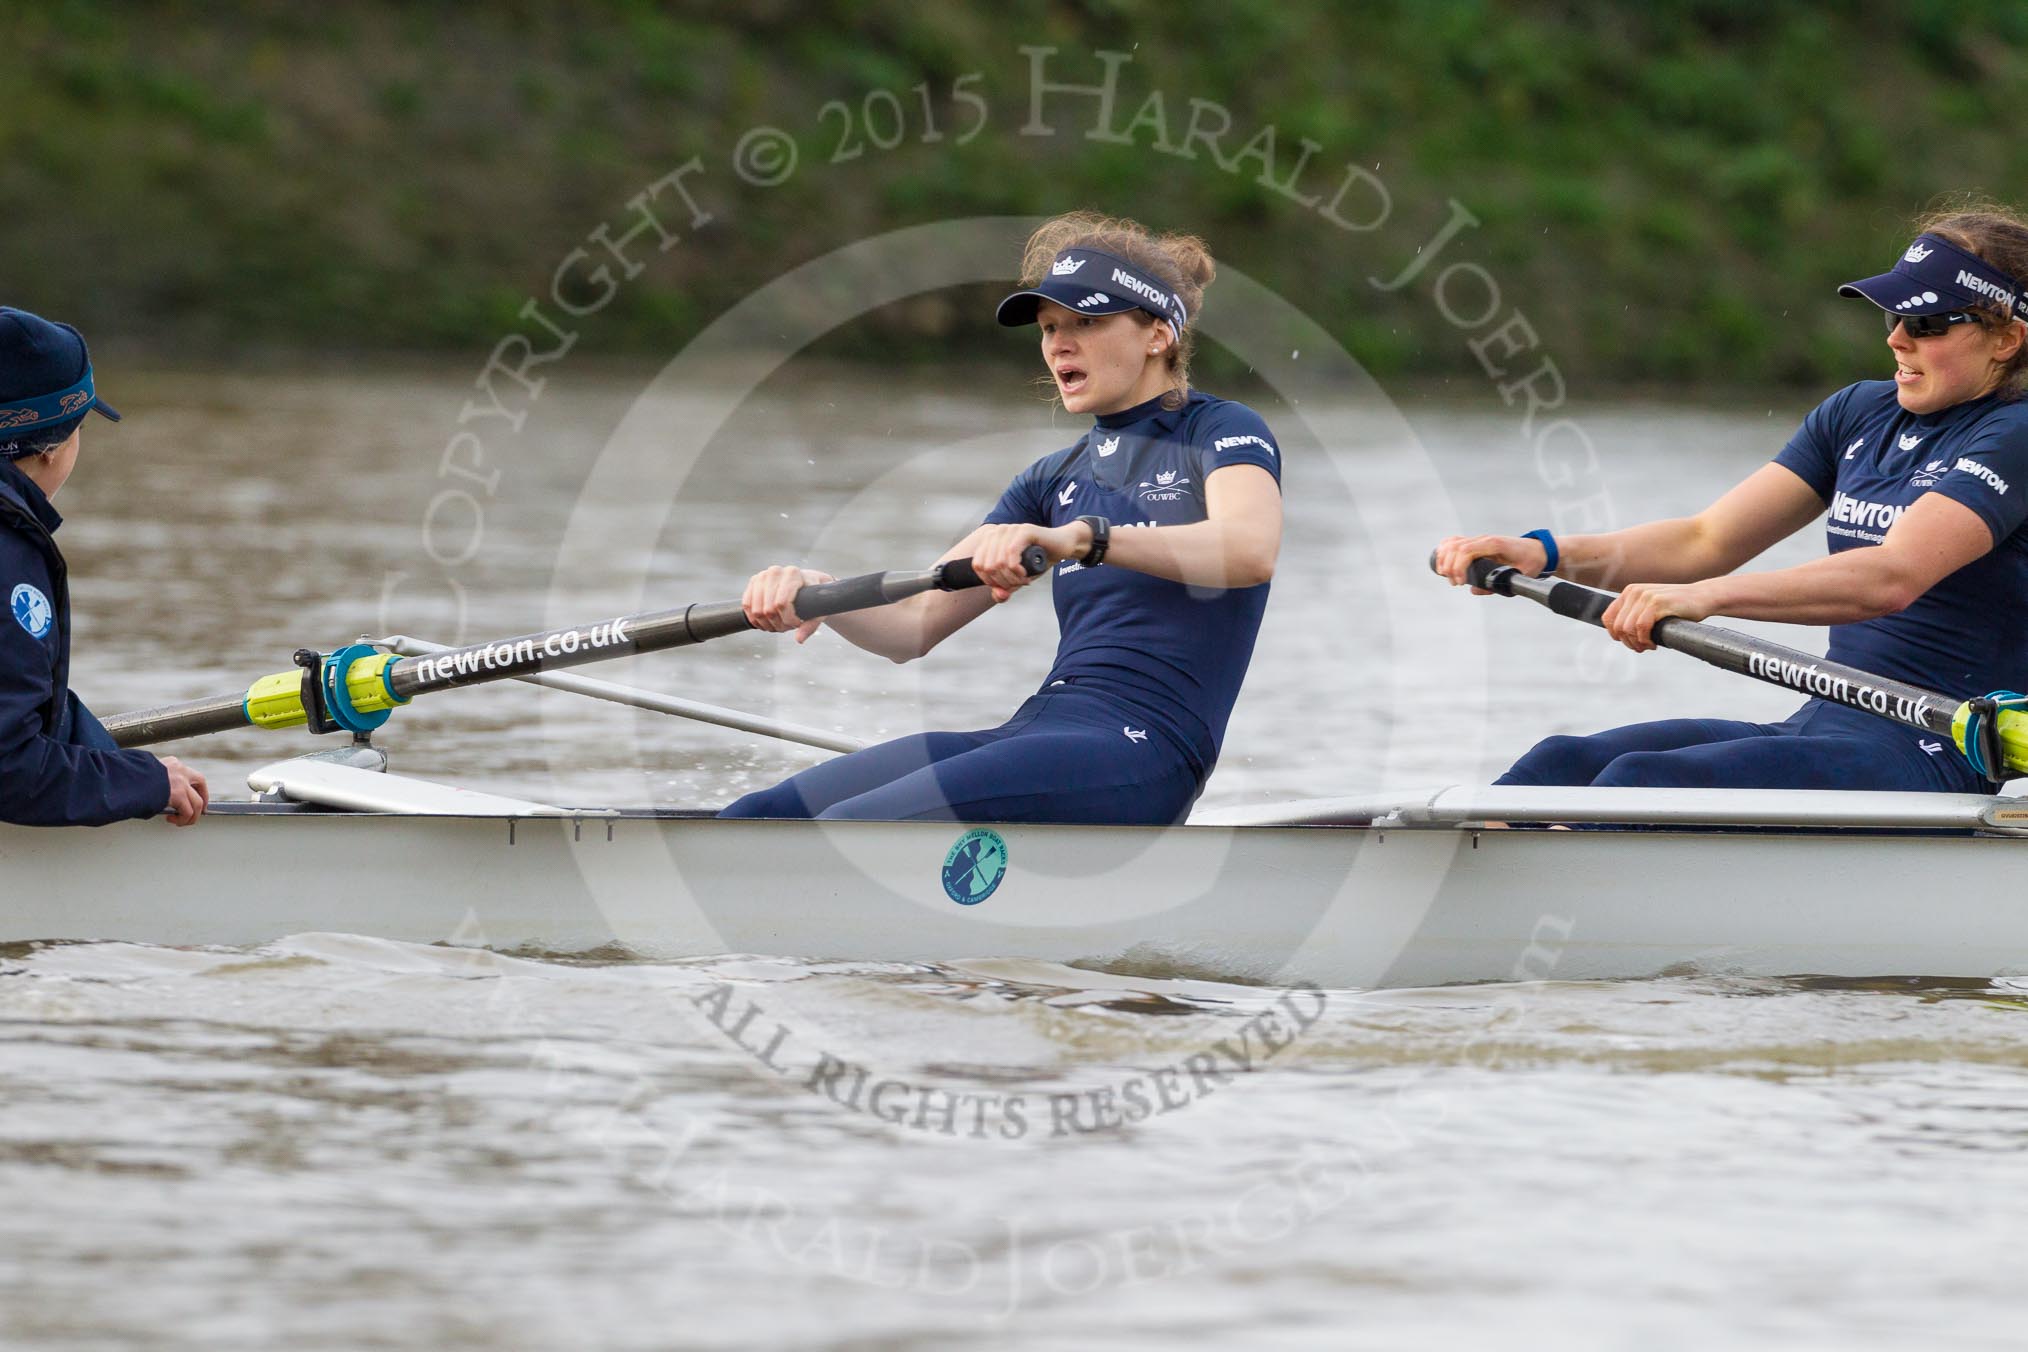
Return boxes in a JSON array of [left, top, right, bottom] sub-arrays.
[[107, 691, 264, 749], [386, 602, 735, 700], [107, 550, 1043, 748], [1463, 559, 1960, 738], [378, 635, 869, 754], [384, 560, 995, 698]]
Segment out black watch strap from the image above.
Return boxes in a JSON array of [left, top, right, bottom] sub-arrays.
[[1076, 515, 1111, 566]]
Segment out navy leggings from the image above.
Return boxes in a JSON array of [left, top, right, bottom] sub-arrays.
[[719, 686, 1204, 823], [1496, 700, 1986, 793]]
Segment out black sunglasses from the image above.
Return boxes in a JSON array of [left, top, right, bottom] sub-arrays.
[[1885, 309, 1979, 339]]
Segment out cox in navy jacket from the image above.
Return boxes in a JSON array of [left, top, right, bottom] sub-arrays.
[[0, 459, 168, 826]]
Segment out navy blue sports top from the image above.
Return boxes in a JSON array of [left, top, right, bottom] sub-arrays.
[[1775, 379, 2028, 698], [984, 390, 1281, 774]]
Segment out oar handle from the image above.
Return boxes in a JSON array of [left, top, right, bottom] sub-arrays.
[[935, 545, 1050, 591], [1426, 548, 1519, 594], [1532, 571, 1612, 626], [931, 546, 1049, 592], [1444, 553, 1614, 625], [792, 545, 1048, 620], [1462, 556, 1512, 591]]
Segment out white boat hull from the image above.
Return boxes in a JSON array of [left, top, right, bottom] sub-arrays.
[[4, 803, 2025, 987]]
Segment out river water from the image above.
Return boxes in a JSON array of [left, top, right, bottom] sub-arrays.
[[8, 363, 2024, 1347]]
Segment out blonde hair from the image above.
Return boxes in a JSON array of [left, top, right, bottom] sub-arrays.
[[1913, 195, 2028, 399], [1020, 211, 1215, 409]]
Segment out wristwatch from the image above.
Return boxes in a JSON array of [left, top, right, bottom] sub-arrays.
[[1076, 515, 1111, 566]]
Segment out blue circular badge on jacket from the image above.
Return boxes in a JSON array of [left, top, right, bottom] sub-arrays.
[[10, 583, 52, 639], [941, 828, 1008, 906]]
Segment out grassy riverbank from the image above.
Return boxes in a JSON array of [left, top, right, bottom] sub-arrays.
[[8, 1, 2028, 387]]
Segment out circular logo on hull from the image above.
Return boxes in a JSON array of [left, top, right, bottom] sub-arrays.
[[941, 828, 1007, 906], [10, 583, 51, 639]]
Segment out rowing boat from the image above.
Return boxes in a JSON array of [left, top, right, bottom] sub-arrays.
[[3, 757, 2025, 986], [8, 552, 2022, 989]]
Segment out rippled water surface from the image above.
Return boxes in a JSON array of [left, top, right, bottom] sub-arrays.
[[7, 943, 2028, 1348], [13, 365, 2024, 1347]]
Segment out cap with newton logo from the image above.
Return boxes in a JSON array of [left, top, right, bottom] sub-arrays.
[[1837, 233, 2028, 321], [994, 248, 1190, 335]]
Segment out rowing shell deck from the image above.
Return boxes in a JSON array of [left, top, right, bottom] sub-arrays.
[[4, 782, 2025, 988]]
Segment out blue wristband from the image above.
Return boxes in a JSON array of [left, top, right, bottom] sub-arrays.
[[1521, 529, 1559, 577]]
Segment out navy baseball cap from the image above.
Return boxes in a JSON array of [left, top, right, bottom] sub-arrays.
[[996, 248, 1190, 334], [0, 307, 121, 446], [1838, 233, 2028, 321]]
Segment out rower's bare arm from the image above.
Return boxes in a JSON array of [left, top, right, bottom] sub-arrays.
[[1576, 464, 1827, 585], [853, 530, 1001, 661], [1091, 464, 1281, 588], [1698, 493, 1995, 624], [1601, 493, 1995, 650], [971, 467, 1279, 590], [964, 466, 1280, 596], [740, 531, 1002, 664], [1436, 464, 1824, 589]]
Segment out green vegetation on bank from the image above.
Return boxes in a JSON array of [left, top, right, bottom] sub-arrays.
[[8, 1, 2028, 387]]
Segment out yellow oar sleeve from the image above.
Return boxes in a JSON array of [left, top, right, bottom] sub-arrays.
[[242, 653, 405, 730], [1951, 699, 2028, 778]]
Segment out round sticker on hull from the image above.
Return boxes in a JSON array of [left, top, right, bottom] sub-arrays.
[[941, 828, 1007, 905], [10, 583, 51, 639]]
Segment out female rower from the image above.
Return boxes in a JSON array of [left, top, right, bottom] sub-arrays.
[[720, 212, 1283, 822], [1435, 203, 2028, 792]]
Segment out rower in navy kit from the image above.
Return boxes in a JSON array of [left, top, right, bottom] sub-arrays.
[[721, 212, 1282, 822], [1435, 202, 2028, 792], [0, 307, 207, 826]]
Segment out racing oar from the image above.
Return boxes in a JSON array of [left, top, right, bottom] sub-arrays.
[[1443, 555, 2028, 782], [106, 548, 1047, 749]]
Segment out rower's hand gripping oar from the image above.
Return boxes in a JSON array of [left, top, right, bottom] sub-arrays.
[[1435, 553, 2028, 782], [106, 548, 1048, 749]]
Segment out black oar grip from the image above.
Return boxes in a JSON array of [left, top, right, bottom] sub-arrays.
[[937, 557, 986, 590], [1545, 579, 1613, 626], [1426, 548, 1520, 595], [794, 569, 893, 620], [792, 546, 1048, 621], [1464, 558, 1515, 593], [936, 545, 1049, 592]]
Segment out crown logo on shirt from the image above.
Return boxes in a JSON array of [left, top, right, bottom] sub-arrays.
[[1155, 469, 1177, 485], [1095, 435, 1120, 457]]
